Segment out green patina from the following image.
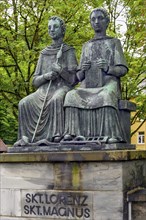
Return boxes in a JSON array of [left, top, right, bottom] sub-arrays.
[[72, 162, 80, 189]]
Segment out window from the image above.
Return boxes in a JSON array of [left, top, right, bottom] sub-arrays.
[[138, 132, 145, 144]]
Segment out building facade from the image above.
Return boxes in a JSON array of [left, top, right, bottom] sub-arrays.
[[131, 120, 146, 150]]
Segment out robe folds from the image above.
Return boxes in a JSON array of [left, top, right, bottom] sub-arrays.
[[17, 44, 78, 143], [64, 37, 128, 140]]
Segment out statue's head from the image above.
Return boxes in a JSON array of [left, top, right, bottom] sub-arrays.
[[90, 8, 110, 33], [48, 16, 66, 40]]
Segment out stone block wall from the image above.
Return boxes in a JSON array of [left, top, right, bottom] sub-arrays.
[[0, 150, 146, 220]]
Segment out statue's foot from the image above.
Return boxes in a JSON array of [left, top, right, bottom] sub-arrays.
[[53, 136, 62, 143], [63, 134, 74, 141], [107, 138, 119, 144], [74, 136, 86, 141], [107, 137, 125, 144], [14, 136, 29, 147], [13, 139, 21, 147], [52, 134, 63, 143], [63, 135, 86, 142]]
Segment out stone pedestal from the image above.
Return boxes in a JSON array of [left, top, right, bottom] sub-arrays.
[[0, 150, 146, 220]]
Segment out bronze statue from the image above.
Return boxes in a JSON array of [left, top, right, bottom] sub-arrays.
[[14, 16, 78, 146], [64, 8, 128, 144], [14, 9, 133, 148]]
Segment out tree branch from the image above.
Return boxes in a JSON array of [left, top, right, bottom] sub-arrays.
[[1, 92, 18, 109], [5, 38, 24, 79]]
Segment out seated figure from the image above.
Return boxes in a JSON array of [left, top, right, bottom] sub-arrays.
[[14, 16, 78, 146], [64, 8, 128, 144]]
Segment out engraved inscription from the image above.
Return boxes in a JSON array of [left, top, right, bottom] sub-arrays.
[[22, 190, 92, 219]]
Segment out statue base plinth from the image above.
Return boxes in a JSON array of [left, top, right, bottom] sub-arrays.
[[0, 150, 146, 220], [8, 142, 135, 153]]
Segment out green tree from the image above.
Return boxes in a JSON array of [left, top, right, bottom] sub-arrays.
[[122, 0, 146, 133]]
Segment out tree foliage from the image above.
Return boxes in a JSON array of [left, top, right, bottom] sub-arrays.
[[0, 0, 145, 144]]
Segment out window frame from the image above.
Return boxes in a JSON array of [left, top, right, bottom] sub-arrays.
[[137, 131, 145, 144]]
